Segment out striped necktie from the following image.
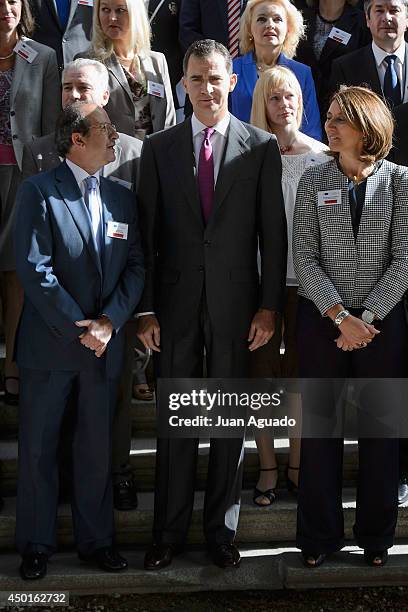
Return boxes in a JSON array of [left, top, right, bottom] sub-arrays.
[[228, 0, 241, 59]]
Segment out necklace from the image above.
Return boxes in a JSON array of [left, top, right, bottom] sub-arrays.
[[279, 137, 297, 154], [0, 51, 14, 61]]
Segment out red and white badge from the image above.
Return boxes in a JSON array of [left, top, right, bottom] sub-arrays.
[[14, 40, 38, 63], [107, 221, 128, 240], [317, 189, 342, 206], [78, 0, 93, 6], [147, 80, 165, 98], [328, 27, 351, 46]]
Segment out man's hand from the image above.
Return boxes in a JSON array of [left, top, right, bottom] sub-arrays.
[[75, 316, 114, 358], [137, 314, 161, 352], [248, 308, 275, 351]]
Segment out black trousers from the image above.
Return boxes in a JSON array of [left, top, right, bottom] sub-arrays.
[[153, 298, 249, 547], [296, 297, 407, 554], [16, 367, 117, 557]]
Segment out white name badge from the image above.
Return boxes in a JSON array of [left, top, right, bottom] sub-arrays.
[[78, 0, 93, 6], [317, 189, 342, 207], [14, 40, 38, 63], [147, 80, 165, 98], [328, 27, 352, 46], [107, 221, 128, 240], [109, 176, 132, 190]]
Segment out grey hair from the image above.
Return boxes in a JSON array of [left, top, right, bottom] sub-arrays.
[[364, 0, 408, 16], [62, 58, 110, 93]]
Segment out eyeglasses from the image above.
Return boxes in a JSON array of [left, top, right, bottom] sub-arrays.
[[89, 122, 117, 134]]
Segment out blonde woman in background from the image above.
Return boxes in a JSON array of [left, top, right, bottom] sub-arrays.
[[250, 66, 329, 506], [78, 0, 175, 138]]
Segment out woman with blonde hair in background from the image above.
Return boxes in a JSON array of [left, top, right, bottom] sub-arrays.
[[250, 65, 329, 506]]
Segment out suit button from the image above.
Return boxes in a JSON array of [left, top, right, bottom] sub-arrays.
[[204, 240, 210, 246], [198, 265, 204, 271], [12, 134, 18, 140], [10, 110, 15, 117]]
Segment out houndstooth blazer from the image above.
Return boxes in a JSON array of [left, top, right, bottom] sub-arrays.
[[293, 158, 408, 320]]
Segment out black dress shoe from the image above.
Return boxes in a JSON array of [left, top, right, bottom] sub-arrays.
[[113, 480, 138, 511], [79, 546, 128, 572], [398, 479, 408, 505], [209, 543, 241, 568], [20, 552, 48, 580], [301, 551, 326, 568], [144, 543, 182, 570], [364, 549, 388, 567]]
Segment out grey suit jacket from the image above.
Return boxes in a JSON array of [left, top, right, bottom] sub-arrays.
[[76, 49, 176, 135], [293, 158, 408, 319], [22, 132, 142, 191], [10, 38, 60, 170], [30, 0, 93, 68]]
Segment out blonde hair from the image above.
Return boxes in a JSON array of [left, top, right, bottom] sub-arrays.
[[328, 86, 394, 161], [239, 0, 305, 58], [250, 66, 303, 132], [91, 0, 151, 61]]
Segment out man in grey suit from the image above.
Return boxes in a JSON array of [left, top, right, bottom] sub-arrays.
[[30, 0, 93, 70], [137, 39, 287, 570], [22, 58, 143, 512]]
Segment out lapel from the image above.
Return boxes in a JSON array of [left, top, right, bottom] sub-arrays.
[[99, 177, 116, 283], [402, 43, 408, 103], [55, 161, 103, 278], [108, 53, 134, 105], [168, 119, 203, 227], [319, 6, 357, 64], [140, 53, 161, 121], [10, 47, 30, 107], [211, 115, 251, 221], [44, 0, 62, 30], [362, 45, 382, 95], [66, 0, 79, 31], [241, 53, 258, 98]]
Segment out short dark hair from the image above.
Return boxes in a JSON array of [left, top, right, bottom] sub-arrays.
[[18, 0, 35, 37], [183, 39, 233, 75], [364, 0, 408, 17], [55, 104, 92, 156]]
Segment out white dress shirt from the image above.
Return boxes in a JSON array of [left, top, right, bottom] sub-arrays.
[[65, 158, 103, 247], [372, 40, 406, 98], [191, 112, 230, 184]]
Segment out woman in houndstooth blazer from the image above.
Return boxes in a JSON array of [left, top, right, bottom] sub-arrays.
[[293, 86, 408, 569]]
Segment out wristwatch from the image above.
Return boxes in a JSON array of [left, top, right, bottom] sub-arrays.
[[334, 309, 350, 327], [361, 309, 376, 324]]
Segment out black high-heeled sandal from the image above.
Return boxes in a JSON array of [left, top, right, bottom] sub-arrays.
[[364, 549, 388, 567], [253, 467, 278, 507], [301, 551, 326, 568], [286, 465, 299, 495], [4, 376, 19, 406]]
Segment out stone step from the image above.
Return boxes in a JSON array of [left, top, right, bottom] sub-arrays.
[[1, 489, 408, 551], [1, 544, 408, 595], [0, 399, 157, 438], [0, 439, 359, 496]]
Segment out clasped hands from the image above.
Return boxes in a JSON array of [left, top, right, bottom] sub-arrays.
[[75, 316, 113, 358], [136, 309, 275, 353], [335, 314, 380, 352]]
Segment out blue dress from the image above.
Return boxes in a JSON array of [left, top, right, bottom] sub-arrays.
[[231, 51, 322, 141]]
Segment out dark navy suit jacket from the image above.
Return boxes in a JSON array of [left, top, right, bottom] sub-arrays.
[[15, 161, 145, 378]]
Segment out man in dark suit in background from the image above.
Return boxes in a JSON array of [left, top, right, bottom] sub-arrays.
[[22, 57, 143, 513], [330, 0, 408, 107], [391, 101, 408, 164], [30, 0, 93, 70], [137, 39, 287, 570], [15, 102, 144, 580]]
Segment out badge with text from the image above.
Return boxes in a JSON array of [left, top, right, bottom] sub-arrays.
[[317, 189, 342, 207], [109, 176, 132, 190], [78, 0, 93, 6], [328, 27, 352, 46], [107, 221, 128, 240], [147, 80, 165, 98], [14, 40, 38, 63]]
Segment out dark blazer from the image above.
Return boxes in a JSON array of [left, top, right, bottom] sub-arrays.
[[22, 132, 142, 190], [231, 51, 322, 140], [149, 0, 183, 108], [390, 102, 408, 166], [137, 114, 287, 338], [329, 42, 408, 102], [76, 50, 176, 135], [296, 5, 370, 113], [15, 162, 145, 378], [179, 0, 229, 50], [30, 0, 93, 69]]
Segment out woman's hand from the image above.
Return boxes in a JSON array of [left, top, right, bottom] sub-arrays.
[[335, 314, 380, 349]]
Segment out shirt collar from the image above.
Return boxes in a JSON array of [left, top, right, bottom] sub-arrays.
[[372, 40, 406, 67], [65, 158, 101, 188], [191, 112, 230, 139]]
